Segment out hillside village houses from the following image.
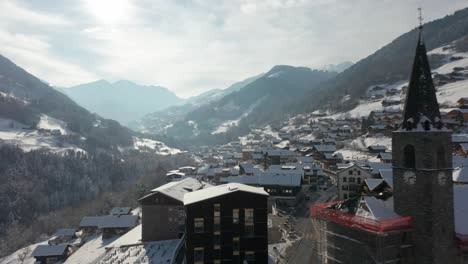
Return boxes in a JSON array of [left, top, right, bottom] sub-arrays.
[[311, 28, 468, 263], [22, 26, 468, 264]]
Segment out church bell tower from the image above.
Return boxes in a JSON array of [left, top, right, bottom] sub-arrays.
[[392, 18, 457, 263]]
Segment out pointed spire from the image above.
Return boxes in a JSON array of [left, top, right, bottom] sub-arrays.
[[401, 11, 442, 131]]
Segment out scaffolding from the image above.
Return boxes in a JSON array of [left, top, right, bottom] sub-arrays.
[[310, 202, 414, 264]]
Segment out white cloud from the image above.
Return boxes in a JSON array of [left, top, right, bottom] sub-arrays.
[[0, 0, 467, 97]]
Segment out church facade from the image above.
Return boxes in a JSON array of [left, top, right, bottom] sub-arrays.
[[311, 27, 468, 264]]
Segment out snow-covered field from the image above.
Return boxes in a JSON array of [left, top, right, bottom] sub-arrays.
[[132, 137, 182, 155], [0, 241, 47, 264], [0, 117, 85, 153], [437, 79, 468, 105], [37, 115, 70, 135]]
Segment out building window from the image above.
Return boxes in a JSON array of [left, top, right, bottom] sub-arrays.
[[194, 247, 204, 263], [342, 177, 347, 182], [342, 185, 348, 190], [357, 170, 361, 176], [343, 194, 348, 199], [403, 145, 416, 168], [245, 209, 254, 236], [233, 209, 239, 224], [357, 178, 361, 184], [349, 177, 355, 183], [245, 251, 255, 263], [194, 218, 204, 233], [214, 233, 221, 249], [233, 236, 240, 252], [214, 204, 221, 231], [348, 170, 353, 175]]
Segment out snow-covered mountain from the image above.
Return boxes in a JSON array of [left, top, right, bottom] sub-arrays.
[[62, 80, 183, 125]]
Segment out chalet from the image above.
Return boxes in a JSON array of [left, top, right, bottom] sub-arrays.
[[110, 207, 132, 216], [139, 177, 212, 241], [79, 216, 101, 236], [239, 162, 255, 175], [312, 145, 336, 154], [184, 183, 269, 264], [48, 229, 76, 245], [179, 166, 197, 175], [265, 149, 296, 165], [336, 163, 373, 200], [367, 145, 387, 153], [98, 215, 138, 239], [32, 244, 71, 264], [458, 97, 468, 107], [241, 148, 255, 161], [321, 152, 344, 170], [223, 159, 238, 168]]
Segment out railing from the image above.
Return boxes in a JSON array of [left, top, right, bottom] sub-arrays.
[[310, 202, 413, 234]]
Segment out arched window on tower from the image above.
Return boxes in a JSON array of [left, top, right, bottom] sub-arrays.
[[437, 147, 446, 168], [403, 145, 416, 168]]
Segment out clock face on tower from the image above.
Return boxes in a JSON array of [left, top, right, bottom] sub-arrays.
[[403, 171, 416, 185], [437, 172, 447, 185]]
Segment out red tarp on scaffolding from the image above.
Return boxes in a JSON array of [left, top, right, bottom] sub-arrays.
[[311, 202, 468, 248], [310, 201, 412, 234]]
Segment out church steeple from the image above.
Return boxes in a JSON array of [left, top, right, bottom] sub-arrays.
[[401, 19, 442, 131]]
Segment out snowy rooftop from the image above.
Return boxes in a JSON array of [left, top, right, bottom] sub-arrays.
[[379, 169, 394, 189], [313, 145, 336, 152], [221, 170, 303, 187], [98, 215, 138, 229], [148, 177, 210, 202], [366, 162, 392, 174], [53, 229, 76, 237], [100, 238, 181, 264], [453, 167, 468, 183], [184, 183, 268, 205], [110, 207, 132, 215], [79, 216, 102, 227], [32, 244, 68, 257], [356, 196, 400, 221], [364, 179, 385, 191]]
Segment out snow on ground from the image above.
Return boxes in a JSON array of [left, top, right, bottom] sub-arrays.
[[37, 115, 69, 135], [263, 125, 281, 140], [64, 234, 118, 264], [132, 137, 182, 155], [268, 242, 288, 264], [437, 79, 468, 106], [329, 100, 383, 119], [212, 97, 266, 135], [0, 118, 85, 153], [349, 135, 391, 151], [0, 241, 47, 264], [336, 149, 372, 161]]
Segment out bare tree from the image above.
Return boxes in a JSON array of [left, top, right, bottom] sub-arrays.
[[17, 247, 31, 264]]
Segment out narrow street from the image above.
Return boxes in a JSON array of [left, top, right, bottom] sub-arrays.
[[280, 186, 337, 264]]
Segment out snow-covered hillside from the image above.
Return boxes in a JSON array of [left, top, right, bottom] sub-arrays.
[[131, 137, 183, 155], [0, 117, 85, 153]]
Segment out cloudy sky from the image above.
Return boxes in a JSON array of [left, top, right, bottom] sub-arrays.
[[0, 0, 466, 97]]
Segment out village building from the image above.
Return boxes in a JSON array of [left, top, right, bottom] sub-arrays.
[[48, 229, 76, 245], [32, 244, 72, 264], [336, 163, 373, 200], [184, 183, 269, 264], [139, 177, 212, 242], [311, 29, 468, 263], [78, 216, 101, 236]]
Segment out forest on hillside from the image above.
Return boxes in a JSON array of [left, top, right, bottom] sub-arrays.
[[0, 146, 195, 257]]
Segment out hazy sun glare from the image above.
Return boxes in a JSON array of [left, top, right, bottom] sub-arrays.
[[84, 0, 132, 24]]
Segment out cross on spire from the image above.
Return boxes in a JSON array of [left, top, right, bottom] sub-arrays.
[[418, 7, 423, 29]]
